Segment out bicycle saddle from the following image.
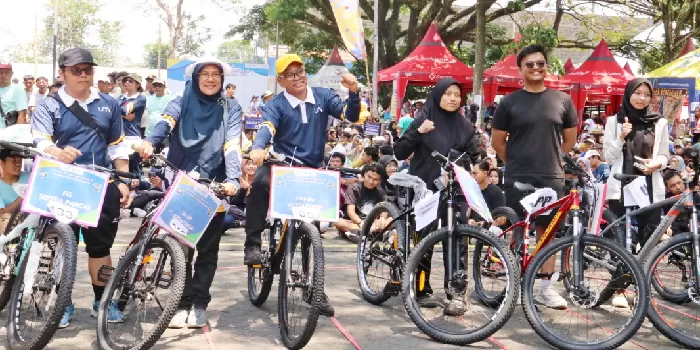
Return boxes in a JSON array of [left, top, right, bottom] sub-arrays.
[[513, 182, 537, 193], [613, 173, 640, 182]]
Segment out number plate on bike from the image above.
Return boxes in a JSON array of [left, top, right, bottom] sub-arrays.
[[151, 171, 220, 248], [269, 166, 340, 222], [21, 156, 109, 227]]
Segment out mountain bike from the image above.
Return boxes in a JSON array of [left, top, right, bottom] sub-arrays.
[[0, 140, 137, 350], [473, 154, 648, 349], [390, 151, 519, 345], [246, 152, 359, 349], [96, 153, 228, 350], [591, 171, 700, 348]]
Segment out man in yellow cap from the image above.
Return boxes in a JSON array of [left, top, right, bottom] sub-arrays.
[[244, 53, 360, 316]]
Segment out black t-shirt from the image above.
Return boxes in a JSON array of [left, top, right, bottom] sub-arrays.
[[492, 88, 578, 181], [344, 182, 386, 218], [482, 184, 506, 210]]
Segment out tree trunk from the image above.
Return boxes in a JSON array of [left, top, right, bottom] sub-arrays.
[[472, 0, 488, 125]]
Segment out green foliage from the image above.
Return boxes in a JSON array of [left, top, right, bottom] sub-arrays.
[[176, 14, 212, 58], [216, 40, 254, 63], [614, 39, 666, 75], [41, 0, 121, 66], [143, 43, 170, 69]]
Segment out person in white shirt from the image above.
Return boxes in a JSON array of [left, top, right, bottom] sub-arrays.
[[28, 76, 49, 118]]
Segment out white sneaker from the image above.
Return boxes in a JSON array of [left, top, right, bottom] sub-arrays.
[[611, 293, 630, 309], [535, 285, 568, 309], [168, 308, 190, 329], [188, 307, 207, 328]]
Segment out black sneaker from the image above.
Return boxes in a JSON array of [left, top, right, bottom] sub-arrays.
[[346, 229, 361, 244], [417, 294, 440, 308], [319, 294, 335, 317], [243, 246, 263, 265]]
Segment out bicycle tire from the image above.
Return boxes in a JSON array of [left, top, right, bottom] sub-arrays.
[[357, 201, 404, 306], [647, 232, 693, 304], [522, 235, 648, 350], [403, 224, 519, 345], [248, 225, 274, 306], [278, 222, 324, 350], [472, 206, 521, 308], [97, 234, 187, 350], [645, 232, 700, 348], [0, 208, 26, 313], [595, 209, 636, 306], [7, 222, 77, 350]]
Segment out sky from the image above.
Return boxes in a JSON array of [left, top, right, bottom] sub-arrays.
[[0, 0, 641, 65]]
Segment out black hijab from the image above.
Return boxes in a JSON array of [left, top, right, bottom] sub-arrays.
[[414, 78, 471, 156], [617, 78, 662, 177], [617, 78, 661, 125]]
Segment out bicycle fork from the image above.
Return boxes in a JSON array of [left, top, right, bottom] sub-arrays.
[[690, 205, 700, 296], [570, 208, 587, 294]]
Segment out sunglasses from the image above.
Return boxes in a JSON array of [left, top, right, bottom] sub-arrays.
[[524, 61, 546, 69], [66, 66, 94, 76], [123, 78, 136, 84]]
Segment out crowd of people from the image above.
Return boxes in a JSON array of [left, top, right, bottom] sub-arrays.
[[0, 39, 697, 340]]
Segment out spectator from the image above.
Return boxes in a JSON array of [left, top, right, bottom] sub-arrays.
[[145, 78, 174, 138], [334, 162, 386, 243], [0, 63, 28, 126], [693, 106, 700, 144], [397, 111, 413, 136], [225, 83, 236, 100], [378, 155, 398, 203], [489, 168, 504, 188], [379, 144, 393, 156], [387, 120, 399, 141], [485, 102, 498, 120], [0, 148, 30, 225], [222, 157, 257, 232], [585, 150, 611, 183], [28, 76, 49, 118], [471, 160, 505, 216], [467, 103, 479, 125]]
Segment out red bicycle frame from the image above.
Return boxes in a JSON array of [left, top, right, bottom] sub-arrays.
[[498, 189, 580, 271]]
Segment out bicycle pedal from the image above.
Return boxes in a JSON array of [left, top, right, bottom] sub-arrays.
[[383, 280, 401, 296], [97, 265, 115, 283], [157, 271, 172, 288]]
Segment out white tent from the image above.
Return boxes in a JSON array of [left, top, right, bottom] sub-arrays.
[[309, 45, 350, 99]]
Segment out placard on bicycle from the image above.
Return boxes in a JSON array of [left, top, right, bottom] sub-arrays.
[[151, 172, 221, 248], [269, 166, 340, 222], [21, 156, 109, 227]]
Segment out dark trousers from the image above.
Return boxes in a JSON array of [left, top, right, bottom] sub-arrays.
[[179, 212, 225, 309], [223, 205, 246, 231], [414, 201, 468, 297], [245, 164, 271, 247], [129, 152, 142, 178]]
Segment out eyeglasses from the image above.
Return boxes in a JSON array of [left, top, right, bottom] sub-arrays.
[[66, 66, 95, 76], [123, 78, 135, 84], [524, 61, 547, 69], [198, 73, 222, 81], [279, 69, 306, 81]]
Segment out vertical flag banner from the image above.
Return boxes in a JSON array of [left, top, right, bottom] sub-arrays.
[[329, 0, 366, 60]]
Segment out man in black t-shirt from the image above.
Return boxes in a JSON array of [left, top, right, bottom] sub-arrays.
[[491, 44, 578, 310], [334, 163, 386, 243]]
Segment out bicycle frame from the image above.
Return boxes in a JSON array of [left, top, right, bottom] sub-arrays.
[[498, 189, 579, 271]]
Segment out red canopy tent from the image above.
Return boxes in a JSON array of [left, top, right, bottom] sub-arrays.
[[564, 58, 575, 74], [562, 39, 634, 119], [482, 54, 569, 105], [678, 38, 696, 58], [623, 62, 634, 75], [378, 23, 473, 116]]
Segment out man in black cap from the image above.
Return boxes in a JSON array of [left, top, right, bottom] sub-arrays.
[[32, 47, 132, 328]]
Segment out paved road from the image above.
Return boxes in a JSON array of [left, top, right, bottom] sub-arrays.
[[0, 220, 685, 349]]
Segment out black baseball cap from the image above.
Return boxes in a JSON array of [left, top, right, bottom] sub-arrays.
[[58, 48, 97, 68]]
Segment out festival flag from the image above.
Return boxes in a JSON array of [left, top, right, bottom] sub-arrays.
[[329, 0, 366, 60]]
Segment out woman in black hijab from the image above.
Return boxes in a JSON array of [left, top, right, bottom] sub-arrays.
[[394, 78, 478, 191], [603, 78, 669, 306], [393, 78, 478, 315]]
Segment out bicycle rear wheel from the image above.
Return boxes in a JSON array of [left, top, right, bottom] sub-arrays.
[[96, 234, 187, 350], [402, 224, 519, 345], [357, 202, 404, 306], [522, 235, 647, 350], [248, 224, 274, 306], [472, 206, 521, 308], [278, 222, 324, 350], [7, 222, 77, 350], [644, 232, 700, 348]]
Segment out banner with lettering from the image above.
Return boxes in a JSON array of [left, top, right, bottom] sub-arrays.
[[653, 88, 687, 136]]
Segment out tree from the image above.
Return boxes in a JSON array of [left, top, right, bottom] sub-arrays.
[[151, 0, 234, 59], [227, 0, 549, 75], [40, 0, 122, 66], [216, 40, 254, 63], [143, 43, 170, 69]]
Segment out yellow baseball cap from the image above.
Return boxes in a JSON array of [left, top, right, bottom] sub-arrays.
[[275, 54, 303, 75]]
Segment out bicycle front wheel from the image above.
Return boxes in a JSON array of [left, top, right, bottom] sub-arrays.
[[7, 222, 77, 350], [402, 224, 519, 345], [644, 232, 700, 348], [96, 234, 187, 350], [278, 222, 324, 350], [522, 235, 648, 350]]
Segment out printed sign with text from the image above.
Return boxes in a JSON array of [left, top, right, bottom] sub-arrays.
[[270, 166, 340, 222]]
